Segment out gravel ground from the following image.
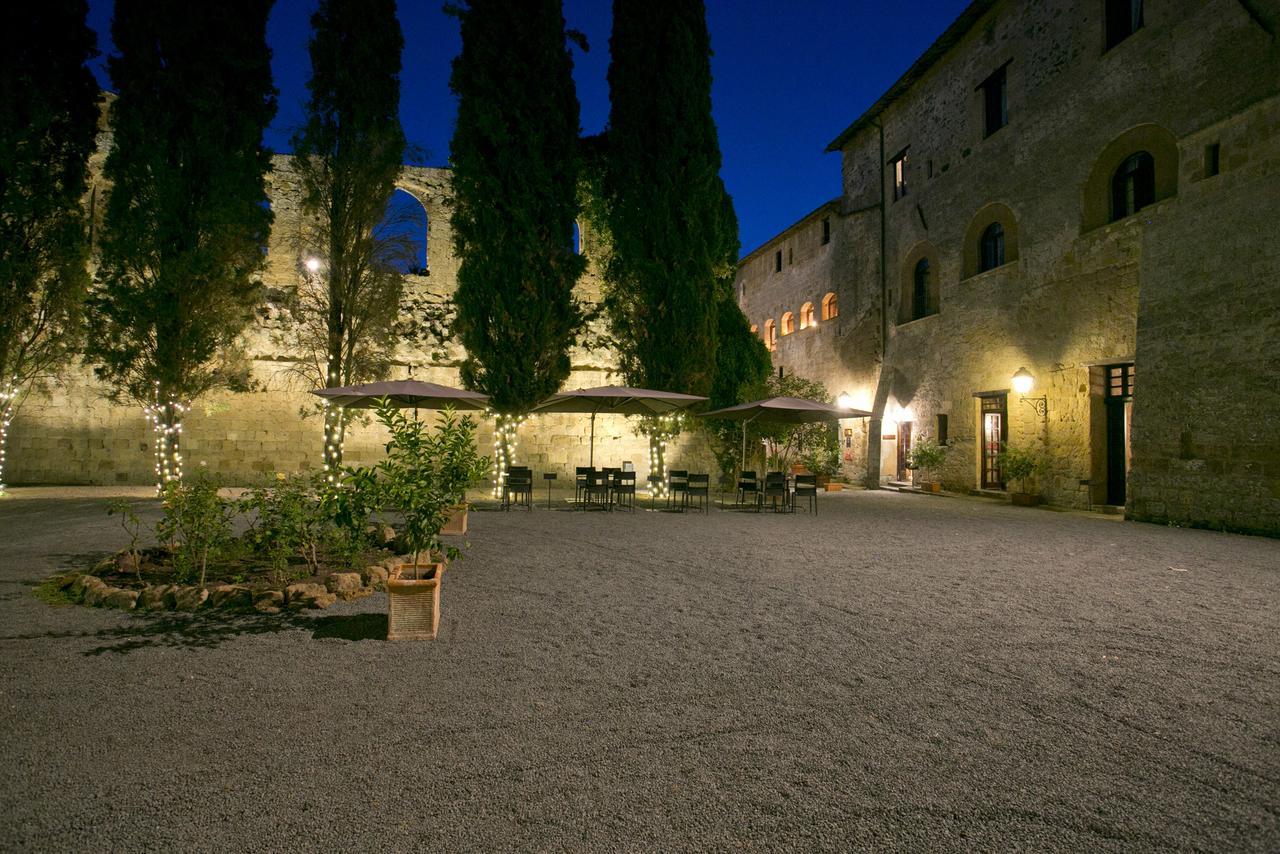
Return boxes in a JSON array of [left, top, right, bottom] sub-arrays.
[[1, 487, 1277, 852]]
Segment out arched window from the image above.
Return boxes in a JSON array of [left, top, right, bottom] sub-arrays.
[[979, 222, 1005, 272], [780, 311, 795, 335], [912, 259, 932, 321], [1111, 151, 1155, 222], [821, 292, 838, 320], [799, 302, 815, 329], [764, 319, 777, 351]]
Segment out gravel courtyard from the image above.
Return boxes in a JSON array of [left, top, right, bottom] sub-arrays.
[[1, 488, 1277, 851]]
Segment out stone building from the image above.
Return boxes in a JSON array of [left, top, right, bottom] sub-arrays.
[[736, 0, 1280, 534], [9, 99, 713, 486]]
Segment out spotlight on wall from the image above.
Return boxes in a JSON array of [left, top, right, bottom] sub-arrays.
[[304, 256, 322, 273], [837, 392, 856, 410], [1012, 367, 1047, 419]]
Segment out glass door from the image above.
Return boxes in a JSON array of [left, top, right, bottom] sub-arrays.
[[980, 394, 1007, 489]]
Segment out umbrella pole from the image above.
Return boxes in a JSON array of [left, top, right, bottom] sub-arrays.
[[589, 411, 596, 468]]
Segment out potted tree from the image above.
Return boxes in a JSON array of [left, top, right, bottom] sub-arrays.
[[439, 408, 488, 535], [907, 438, 948, 493], [368, 400, 488, 640], [998, 445, 1045, 506]]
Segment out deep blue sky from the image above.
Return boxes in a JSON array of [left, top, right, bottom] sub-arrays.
[[85, 0, 970, 257]]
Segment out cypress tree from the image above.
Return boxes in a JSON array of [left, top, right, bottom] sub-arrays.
[[86, 0, 277, 488], [448, 0, 585, 487], [0, 1, 99, 494], [288, 0, 407, 480], [603, 0, 744, 489]]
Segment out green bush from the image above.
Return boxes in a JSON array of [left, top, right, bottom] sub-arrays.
[[907, 438, 947, 479], [240, 473, 328, 579], [997, 446, 1045, 493], [156, 469, 234, 586]]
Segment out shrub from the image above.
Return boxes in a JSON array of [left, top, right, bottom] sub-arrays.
[[997, 446, 1045, 493], [240, 473, 327, 579], [156, 469, 233, 586], [907, 438, 948, 479]]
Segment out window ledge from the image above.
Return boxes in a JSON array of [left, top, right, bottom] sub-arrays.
[[961, 259, 1018, 284], [896, 312, 939, 328]]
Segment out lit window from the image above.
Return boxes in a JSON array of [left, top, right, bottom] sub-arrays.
[[979, 222, 1005, 272], [750, 324, 758, 334], [781, 311, 795, 335], [1111, 151, 1155, 221], [764, 319, 777, 350], [891, 150, 909, 201], [821, 292, 839, 320], [1105, 0, 1143, 50], [799, 302, 815, 329]]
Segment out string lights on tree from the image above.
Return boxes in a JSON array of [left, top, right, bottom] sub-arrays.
[[487, 410, 525, 498], [142, 382, 188, 493], [645, 412, 683, 499], [0, 381, 16, 496]]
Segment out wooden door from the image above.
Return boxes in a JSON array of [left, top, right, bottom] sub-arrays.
[[980, 394, 1007, 489], [896, 421, 913, 481], [1105, 364, 1135, 505]]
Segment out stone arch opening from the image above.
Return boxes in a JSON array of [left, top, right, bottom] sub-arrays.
[[821, 292, 838, 320], [780, 311, 795, 336], [799, 301, 815, 329], [378, 187, 430, 275], [900, 242, 939, 323]]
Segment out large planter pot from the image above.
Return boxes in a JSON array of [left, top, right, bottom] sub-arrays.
[[825, 482, 844, 492], [387, 562, 446, 641], [922, 481, 942, 493], [441, 503, 468, 535], [815, 473, 831, 489], [1011, 492, 1041, 507]]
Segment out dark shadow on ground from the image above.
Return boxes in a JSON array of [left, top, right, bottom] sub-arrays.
[[0, 607, 391, 655]]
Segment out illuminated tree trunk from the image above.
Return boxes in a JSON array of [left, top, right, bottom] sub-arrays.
[[146, 396, 187, 493], [323, 403, 346, 482], [0, 386, 14, 494], [490, 413, 524, 499], [648, 433, 667, 499]]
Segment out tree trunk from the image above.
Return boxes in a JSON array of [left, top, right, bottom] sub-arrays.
[[323, 403, 346, 482], [0, 391, 13, 494], [491, 413, 522, 498], [648, 433, 667, 499], [148, 399, 185, 492]]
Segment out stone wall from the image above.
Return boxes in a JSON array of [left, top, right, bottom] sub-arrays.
[[9, 149, 716, 487], [735, 0, 1280, 530]]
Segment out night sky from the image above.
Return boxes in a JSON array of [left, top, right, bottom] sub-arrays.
[[84, 0, 970, 257]]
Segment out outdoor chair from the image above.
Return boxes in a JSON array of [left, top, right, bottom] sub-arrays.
[[611, 470, 637, 511], [737, 470, 759, 508], [684, 473, 711, 514], [504, 466, 533, 511], [583, 469, 612, 510], [666, 470, 689, 510], [793, 473, 818, 514], [763, 471, 789, 513], [574, 466, 593, 505], [603, 467, 622, 502]]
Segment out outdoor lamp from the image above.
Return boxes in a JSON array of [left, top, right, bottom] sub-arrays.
[[836, 392, 856, 410], [304, 256, 322, 273], [1012, 367, 1048, 419]]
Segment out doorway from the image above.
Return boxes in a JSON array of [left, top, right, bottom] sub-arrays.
[[979, 394, 1007, 489], [1104, 364, 1135, 505], [896, 421, 913, 481]]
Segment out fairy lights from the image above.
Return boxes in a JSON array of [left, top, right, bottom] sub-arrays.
[[0, 379, 15, 495], [487, 410, 526, 498], [143, 382, 189, 493], [645, 412, 683, 500], [320, 361, 347, 482]]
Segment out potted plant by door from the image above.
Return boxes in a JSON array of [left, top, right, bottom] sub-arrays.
[[907, 438, 947, 493], [997, 446, 1045, 506], [368, 401, 488, 640]]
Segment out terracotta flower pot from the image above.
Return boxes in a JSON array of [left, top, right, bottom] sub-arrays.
[[825, 482, 844, 492], [1011, 492, 1041, 506], [441, 503, 468, 535], [925, 482, 942, 493], [386, 561, 446, 641]]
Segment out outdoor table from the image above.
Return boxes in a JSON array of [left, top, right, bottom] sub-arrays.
[[543, 472, 556, 509]]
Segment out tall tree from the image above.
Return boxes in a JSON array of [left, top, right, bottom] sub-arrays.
[[448, 0, 585, 489], [287, 0, 407, 480], [86, 0, 277, 488], [0, 2, 99, 494], [603, 0, 742, 489]]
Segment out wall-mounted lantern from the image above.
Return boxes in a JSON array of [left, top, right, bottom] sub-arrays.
[[1012, 366, 1047, 419]]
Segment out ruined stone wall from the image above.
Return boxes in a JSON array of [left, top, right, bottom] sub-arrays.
[[9, 149, 715, 486], [735, 0, 1280, 526]]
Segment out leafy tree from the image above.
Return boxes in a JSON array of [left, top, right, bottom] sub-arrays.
[[286, 0, 408, 480], [0, 2, 99, 493], [705, 298, 772, 482], [86, 0, 277, 488], [603, 0, 741, 489], [448, 0, 586, 488]]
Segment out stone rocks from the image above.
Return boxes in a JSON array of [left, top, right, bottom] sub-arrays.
[[253, 590, 284, 614], [138, 585, 175, 611], [71, 574, 105, 601], [285, 582, 336, 610], [362, 565, 390, 590], [115, 551, 141, 574], [380, 525, 397, 547], [172, 586, 208, 611], [325, 572, 364, 600], [81, 581, 111, 607], [100, 588, 139, 610], [209, 584, 253, 609]]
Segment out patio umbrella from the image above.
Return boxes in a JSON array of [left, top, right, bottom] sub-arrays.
[[531, 385, 709, 467], [311, 380, 489, 411], [699, 396, 872, 472]]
